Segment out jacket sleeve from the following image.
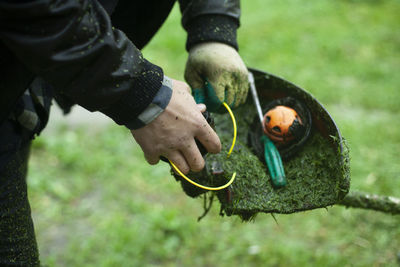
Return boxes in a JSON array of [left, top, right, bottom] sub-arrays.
[[178, 0, 241, 51], [0, 0, 165, 129]]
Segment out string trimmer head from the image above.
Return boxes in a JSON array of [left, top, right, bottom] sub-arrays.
[[173, 68, 350, 220]]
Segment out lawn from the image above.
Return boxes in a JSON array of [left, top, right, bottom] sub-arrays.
[[28, 0, 400, 266]]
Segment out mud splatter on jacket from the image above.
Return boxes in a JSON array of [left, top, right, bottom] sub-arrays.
[[0, 0, 240, 132]]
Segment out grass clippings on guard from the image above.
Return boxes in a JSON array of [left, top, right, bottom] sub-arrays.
[[174, 69, 351, 220]]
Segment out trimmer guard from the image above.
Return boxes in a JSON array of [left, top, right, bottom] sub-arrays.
[[175, 68, 350, 219]]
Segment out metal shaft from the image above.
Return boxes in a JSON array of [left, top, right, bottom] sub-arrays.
[[248, 72, 264, 125]]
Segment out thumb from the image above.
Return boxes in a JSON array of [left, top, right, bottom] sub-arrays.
[[184, 63, 204, 90]]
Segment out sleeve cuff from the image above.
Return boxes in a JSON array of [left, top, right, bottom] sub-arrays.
[[125, 76, 173, 130], [100, 59, 166, 129], [185, 15, 239, 51]]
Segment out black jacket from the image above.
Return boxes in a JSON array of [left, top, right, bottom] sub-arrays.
[[0, 0, 240, 128]]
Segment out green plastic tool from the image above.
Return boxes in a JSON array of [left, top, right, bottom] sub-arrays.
[[192, 87, 206, 105], [248, 72, 287, 188], [192, 79, 226, 112], [261, 135, 286, 187]]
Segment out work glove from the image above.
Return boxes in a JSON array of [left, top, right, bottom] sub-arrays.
[[185, 42, 249, 112]]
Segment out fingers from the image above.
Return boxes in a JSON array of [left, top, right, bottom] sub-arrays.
[[240, 82, 249, 104], [233, 76, 248, 107], [197, 103, 206, 112], [180, 139, 205, 172], [209, 80, 226, 103], [228, 71, 248, 107], [144, 152, 160, 165], [195, 123, 222, 154], [144, 141, 205, 173], [184, 64, 204, 90], [209, 71, 247, 107], [225, 83, 235, 107], [238, 70, 249, 105], [239, 81, 250, 105], [168, 151, 190, 175]]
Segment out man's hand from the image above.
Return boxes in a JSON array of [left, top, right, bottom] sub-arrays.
[[185, 42, 249, 111], [131, 79, 221, 174]]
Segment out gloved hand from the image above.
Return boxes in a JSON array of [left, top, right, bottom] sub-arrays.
[[185, 42, 249, 112]]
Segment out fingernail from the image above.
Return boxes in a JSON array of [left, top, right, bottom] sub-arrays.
[[197, 103, 206, 112]]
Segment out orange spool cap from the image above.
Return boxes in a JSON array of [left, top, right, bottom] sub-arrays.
[[263, 105, 303, 146]]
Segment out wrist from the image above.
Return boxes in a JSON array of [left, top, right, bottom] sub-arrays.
[[185, 15, 239, 52], [100, 59, 165, 129], [125, 76, 173, 130]]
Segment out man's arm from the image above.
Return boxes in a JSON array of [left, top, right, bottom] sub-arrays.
[[0, 0, 162, 128], [0, 0, 221, 173]]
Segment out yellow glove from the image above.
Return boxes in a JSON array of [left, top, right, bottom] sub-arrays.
[[185, 42, 249, 111]]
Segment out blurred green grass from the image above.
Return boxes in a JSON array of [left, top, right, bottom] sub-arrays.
[[28, 0, 400, 266]]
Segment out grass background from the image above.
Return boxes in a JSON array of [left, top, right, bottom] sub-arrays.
[[28, 0, 400, 266]]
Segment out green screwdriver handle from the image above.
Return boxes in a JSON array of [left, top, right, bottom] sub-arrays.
[[261, 130, 287, 188]]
